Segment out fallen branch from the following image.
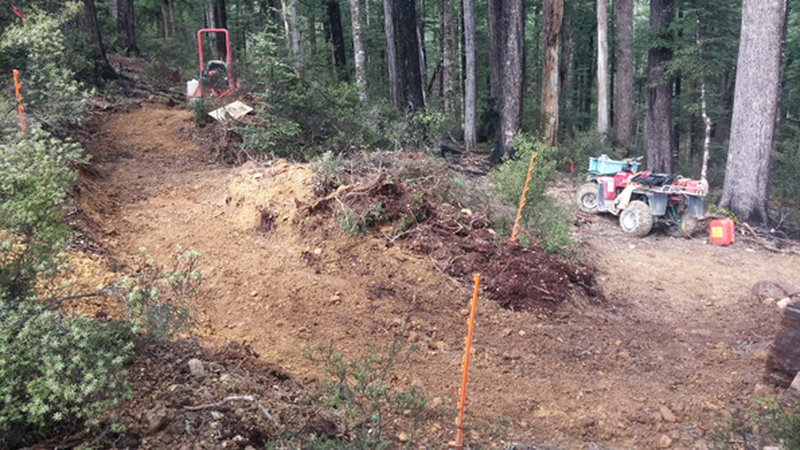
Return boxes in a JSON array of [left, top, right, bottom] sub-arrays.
[[184, 395, 279, 427]]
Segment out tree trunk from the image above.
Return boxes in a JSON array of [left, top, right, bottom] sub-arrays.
[[492, 0, 525, 161], [487, 0, 503, 119], [308, 12, 317, 54], [714, 70, 733, 145], [383, 0, 399, 107], [540, 0, 563, 147], [645, 0, 674, 173], [463, 0, 476, 151], [397, 0, 425, 112], [596, 0, 609, 139], [719, 0, 787, 225], [417, 0, 428, 105], [213, 0, 228, 56], [80, 0, 117, 81], [559, 4, 573, 130], [614, 0, 633, 151], [160, 0, 175, 38], [441, 0, 457, 115], [349, 0, 367, 102], [290, 0, 303, 69], [116, 0, 138, 55], [327, 0, 348, 80]]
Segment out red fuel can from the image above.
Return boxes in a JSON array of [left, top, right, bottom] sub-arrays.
[[709, 218, 735, 245]]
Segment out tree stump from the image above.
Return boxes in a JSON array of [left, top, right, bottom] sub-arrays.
[[765, 303, 800, 388]]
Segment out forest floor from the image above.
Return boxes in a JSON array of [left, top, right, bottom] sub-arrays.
[[61, 101, 800, 449]]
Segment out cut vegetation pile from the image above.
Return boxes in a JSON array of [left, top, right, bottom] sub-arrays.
[[306, 151, 602, 313]]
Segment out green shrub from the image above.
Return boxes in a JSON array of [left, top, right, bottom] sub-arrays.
[[0, 129, 199, 444], [710, 397, 800, 449], [0, 3, 87, 131], [0, 309, 135, 446], [0, 127, 86, 301], [306, 342, 429, 448], [492, 134, 574, 253], [116, 247, 200, 342]]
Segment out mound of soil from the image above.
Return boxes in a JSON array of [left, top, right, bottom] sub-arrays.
[[56, 339, 333, 449], [329, 169, 601, 312]]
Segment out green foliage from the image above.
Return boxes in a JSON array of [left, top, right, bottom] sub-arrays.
[[559, 129, 622, 174], [0, 128, 86, 302], [0, 309, 135, 446], [491, 134, 573, 253], [707, 205, 740, 226], [116, 247, 200, 341], [710, 397, 800, 449], [306, 342, 429, 448], [0, 2, 87, 131], [337, 202, 386, 237]]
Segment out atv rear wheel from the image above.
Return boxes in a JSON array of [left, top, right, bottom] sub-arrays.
[[576, 183, 600, 213], [619, 200, 653, 237], [665, 214, 699, 238]]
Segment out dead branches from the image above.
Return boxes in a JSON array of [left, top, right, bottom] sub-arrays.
[[184, 395, 279, 427]]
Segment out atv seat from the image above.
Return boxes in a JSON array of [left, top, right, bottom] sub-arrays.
[[632, 172, 673, 186]]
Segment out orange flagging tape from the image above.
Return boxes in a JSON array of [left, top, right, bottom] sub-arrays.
[[510, 151, 537, 242], [451, 273, 480, 450], [13, 69, 26, 134]]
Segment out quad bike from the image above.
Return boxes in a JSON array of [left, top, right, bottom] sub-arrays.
[[575, 156, 708, 237], [189, 28, 236, 100]]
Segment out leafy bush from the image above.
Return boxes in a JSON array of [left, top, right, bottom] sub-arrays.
[[0, 309, 135, 446], [0, 128, 86, 300], [710, 397, 800, 449], [0, 128, 199, 444], [0, 3, 87, 132], [491, 134, 574, 253], [306, 342, 431, 448]]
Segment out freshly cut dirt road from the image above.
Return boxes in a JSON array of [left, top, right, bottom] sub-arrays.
[[72, 103, 800, 448]]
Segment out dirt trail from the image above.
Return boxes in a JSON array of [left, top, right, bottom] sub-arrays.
[[76, 103, 800, 448]]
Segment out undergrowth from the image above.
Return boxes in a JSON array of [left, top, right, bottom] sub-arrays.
[[305, 342, 433, 448], [709, 396, 800, 449], [492, 134, 574, 254]]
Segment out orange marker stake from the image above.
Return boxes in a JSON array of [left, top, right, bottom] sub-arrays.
[[510, 151, 537, 242], [13, 69, 26, 134], [452, 273, 481, 450]]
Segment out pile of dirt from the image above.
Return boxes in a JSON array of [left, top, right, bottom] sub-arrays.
[[48, 339, 334, 449], [317, 167, 602, 313]]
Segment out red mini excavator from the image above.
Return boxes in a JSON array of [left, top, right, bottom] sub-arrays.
[[187, 28, 235, 100]]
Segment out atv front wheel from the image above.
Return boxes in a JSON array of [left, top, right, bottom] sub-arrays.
[[619, 200, 653, 237], [576, 183, 600, 213]]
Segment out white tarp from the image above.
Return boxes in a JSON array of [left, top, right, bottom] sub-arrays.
[[208, 100, 253, 122]]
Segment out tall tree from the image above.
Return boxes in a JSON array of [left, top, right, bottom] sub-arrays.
[[645, 0, 674, 173], [490, 0, 525, 161], [559, 1, 575, 136], [326, 0, 347, 80], [487, 0, 503, 125], [596, 0, 609, 139], [213, 0, 228, 56], [463, 0, 476, 151], [383, 0, 399, 107], [349, 0, 367, 102], [291, 1, 303, 67], [397, 0, 425, 112], [116, 0, 137, 55], [614, 0, 634, 151], [441, 0, 457, 115], [80, 0, 117, 80], [160, 0, 175, 38], [540, 0, 563, 147], [719, 0, 787, 225], [416, 0, 428, 104]]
